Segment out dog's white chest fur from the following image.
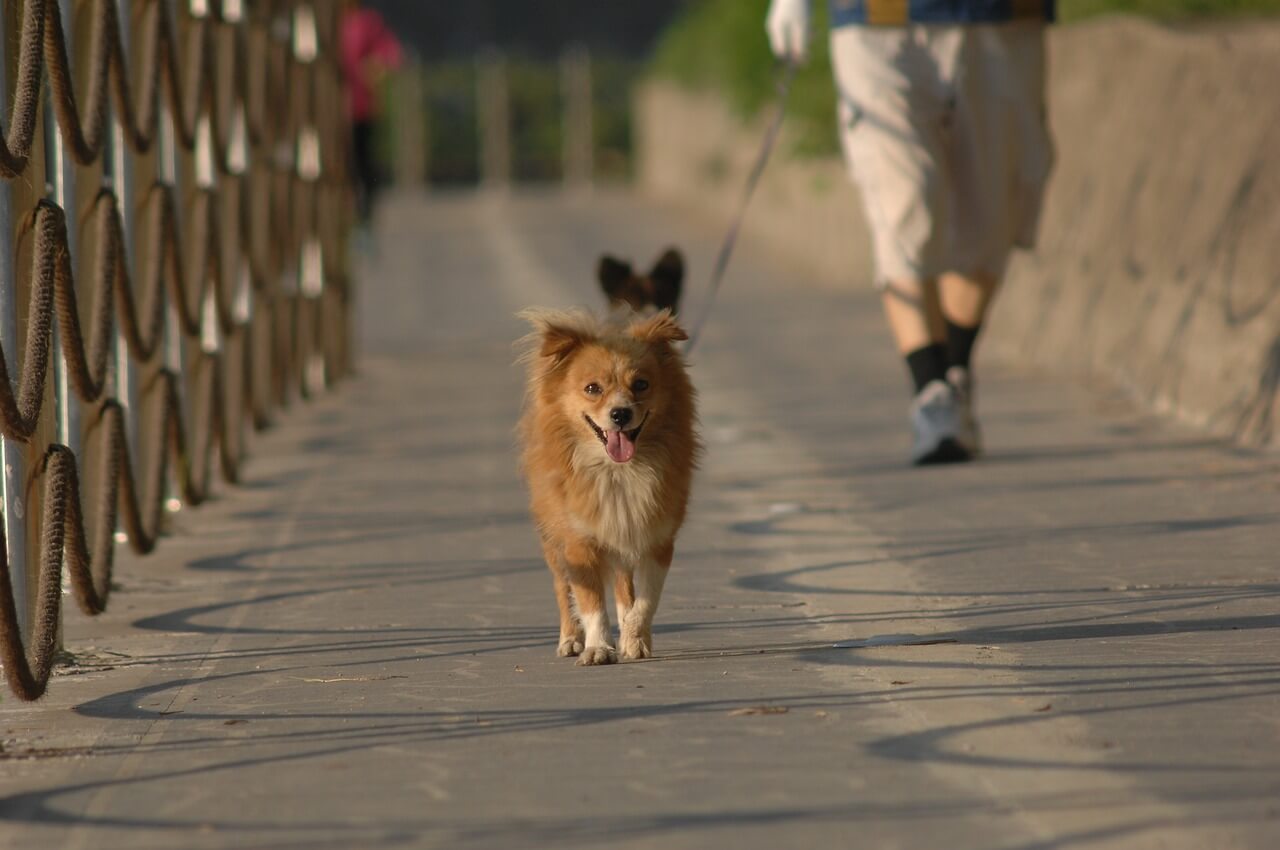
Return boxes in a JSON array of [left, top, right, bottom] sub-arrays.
[[571, 452, 670, 558]]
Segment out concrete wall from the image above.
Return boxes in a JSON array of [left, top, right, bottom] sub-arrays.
[[636, 17, 1280, 447]]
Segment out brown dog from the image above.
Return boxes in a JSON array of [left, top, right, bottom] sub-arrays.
[[597, 249, 685, 315], [518, 308, 699, 665]]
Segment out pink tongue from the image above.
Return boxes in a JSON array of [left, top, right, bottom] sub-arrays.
[[605, 430, 636, 463]]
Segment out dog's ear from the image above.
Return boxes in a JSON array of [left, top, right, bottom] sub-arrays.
[[650, 248, 684, 284], [597, 255, 633, 299], [520, 309, 597, 365], [648, 248, 684, 312], [538, 323, 594, 364], [628, 309, 688, 347]]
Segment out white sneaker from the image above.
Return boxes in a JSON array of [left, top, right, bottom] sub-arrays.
[[909, 379, 972, 465], [946, 366, 982, 457]]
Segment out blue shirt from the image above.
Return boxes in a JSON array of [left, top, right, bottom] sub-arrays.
[[830, 0, 1056, 27]]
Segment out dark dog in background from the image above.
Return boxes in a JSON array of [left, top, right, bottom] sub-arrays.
[[597, 249, 684, 316]]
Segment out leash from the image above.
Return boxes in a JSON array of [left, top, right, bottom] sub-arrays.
[[683, 60, 797, 355]]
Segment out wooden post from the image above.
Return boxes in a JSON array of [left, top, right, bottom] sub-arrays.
[[476, 49, 510, 191], [394, 60, 428, 190], [560, 44, 593, 192]]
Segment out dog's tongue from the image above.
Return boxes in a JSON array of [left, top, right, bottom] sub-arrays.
[[606, 430, 635, 463]]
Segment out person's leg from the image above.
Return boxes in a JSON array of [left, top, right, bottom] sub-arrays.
[[939, 271, 997, 372], [940, 271, 998, 455], [883, 277, 948, 392], [351, 119, 376, 223], [928, 22, 1051, 457], [831, 25, 970, 464]]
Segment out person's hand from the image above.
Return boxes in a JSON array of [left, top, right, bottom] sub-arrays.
[[765, 0, 810, 64]]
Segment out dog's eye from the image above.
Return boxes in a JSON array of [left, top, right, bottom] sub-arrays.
[[632, 379, 650, 393], [584, 382, 602, 396]]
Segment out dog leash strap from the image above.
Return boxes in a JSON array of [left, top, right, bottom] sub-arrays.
[[684, 60, 796, 355]]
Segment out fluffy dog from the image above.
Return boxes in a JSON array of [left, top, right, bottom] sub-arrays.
[[518, 308, 699, 665], [597, 248, 684, 315]]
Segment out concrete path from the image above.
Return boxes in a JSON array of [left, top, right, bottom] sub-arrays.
[[1, 191, 1277, 849]]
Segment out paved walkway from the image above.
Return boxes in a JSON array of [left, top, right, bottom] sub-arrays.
[[1, 191, 1277, 849]]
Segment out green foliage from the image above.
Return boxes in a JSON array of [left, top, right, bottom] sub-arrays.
[[650, 0, 777, 118], [650, 0, 839, 156], [649, 0, 1280, 158]]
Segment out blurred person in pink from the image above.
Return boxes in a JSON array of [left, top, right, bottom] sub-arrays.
[[340, 2, 403, 223]]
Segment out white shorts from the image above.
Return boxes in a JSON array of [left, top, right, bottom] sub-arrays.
[[831, 23, 1053, 286]]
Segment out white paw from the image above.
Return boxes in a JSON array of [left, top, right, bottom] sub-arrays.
[[576, 645, 618, 666], [618, 631, 652, 660], [556, 636, 584, 658]]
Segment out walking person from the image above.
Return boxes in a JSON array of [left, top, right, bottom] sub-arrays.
[[340, 1, 403, 226], [766, 0, 1055, 464]]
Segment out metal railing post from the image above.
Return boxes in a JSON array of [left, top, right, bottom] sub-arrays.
[[47, 0, 82, 639], [50, 0, 81, 462], [111, 0, 140, 464], [223, 0, 252, 335], [0, 0, 30, 638], [294, 3, 326, 395], [158, 0, 186, 516], [196, 113, 220, 358]]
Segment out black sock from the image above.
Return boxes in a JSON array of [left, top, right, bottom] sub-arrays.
[[945, 320, 981, 371], [905, 343, 949, 394]]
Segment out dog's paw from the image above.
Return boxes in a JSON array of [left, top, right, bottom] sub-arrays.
[[556, 637, 585, 658], [618, 631, 652, 660], [576, 645, 618, 666]]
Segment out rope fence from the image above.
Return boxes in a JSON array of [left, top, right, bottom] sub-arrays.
[[0, 0, 354, 701]]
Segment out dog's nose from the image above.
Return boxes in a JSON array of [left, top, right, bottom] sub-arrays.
[[609, 407, 633, 427]]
